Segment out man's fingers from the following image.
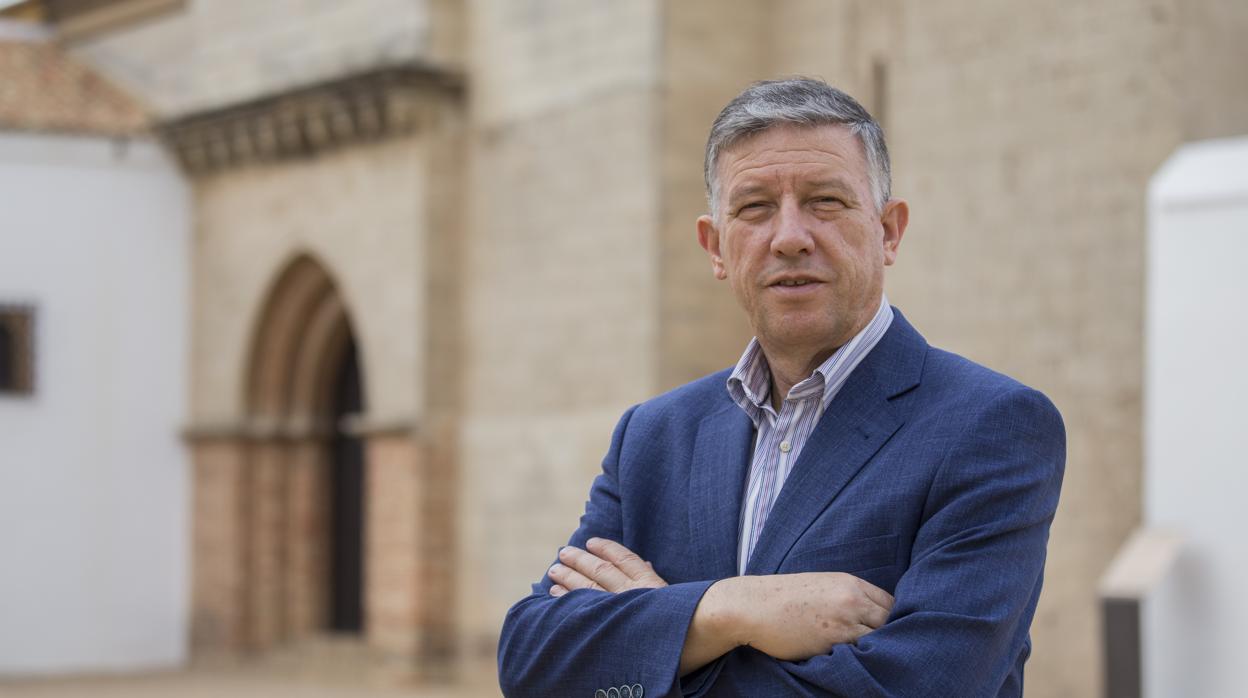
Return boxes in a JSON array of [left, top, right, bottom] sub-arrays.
[[557, 546, 631, 591], [852, 577, 893, 629], [547, 562, 605, 592], [860, 597, 890, 629], [549, 584, 568, 597], [854, 577, 895, 612], [585, 538, 656, 581], [548, 541, 667, 595]]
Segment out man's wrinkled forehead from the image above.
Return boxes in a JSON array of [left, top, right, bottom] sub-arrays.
[[714, 123, 870, 195]]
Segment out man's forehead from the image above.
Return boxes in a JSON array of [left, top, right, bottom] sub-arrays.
[[725, 175, 856, 198], [722, 124, 863, 167], [719, 124, 868, 188]]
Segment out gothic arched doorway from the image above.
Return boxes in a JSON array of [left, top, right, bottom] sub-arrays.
[[231, 254, 367, 650], [189, 252, 451, 671], [180, 252, 366, 654]]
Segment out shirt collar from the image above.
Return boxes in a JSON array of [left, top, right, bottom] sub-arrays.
[[727, 295, 894, 426]]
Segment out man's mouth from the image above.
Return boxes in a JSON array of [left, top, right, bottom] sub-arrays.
[[769, 275, 822, 288]]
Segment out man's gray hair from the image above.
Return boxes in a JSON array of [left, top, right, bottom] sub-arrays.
[[704, 77, 891, 214]]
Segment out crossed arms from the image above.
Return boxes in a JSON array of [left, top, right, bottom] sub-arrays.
[[551, 538, 895, 675], [498, 387, 1065, 697]]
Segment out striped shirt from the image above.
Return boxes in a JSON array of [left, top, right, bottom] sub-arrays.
[[728, 295, 894, 574]]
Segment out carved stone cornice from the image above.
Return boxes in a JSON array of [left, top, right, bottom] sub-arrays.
[[156, 62, 464, 175]]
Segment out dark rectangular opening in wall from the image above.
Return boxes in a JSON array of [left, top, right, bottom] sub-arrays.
[[330, 340, 365, 634], [0, 304, 35, 396], [1103, 597, 1142, 698]]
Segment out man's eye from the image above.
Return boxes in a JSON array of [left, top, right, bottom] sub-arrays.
[[738, 202, 767, 214]]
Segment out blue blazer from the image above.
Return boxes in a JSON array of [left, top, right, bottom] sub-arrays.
[[498, 310, 1065, 697]]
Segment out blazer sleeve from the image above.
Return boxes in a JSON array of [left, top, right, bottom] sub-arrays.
[[498, 405, 717, 698], [683, 386, 1066, 698]]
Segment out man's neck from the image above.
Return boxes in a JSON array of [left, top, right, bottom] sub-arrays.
[[763, 347, 838, 412], [755, 297, 889, 412], [761, 308, 884, 411]]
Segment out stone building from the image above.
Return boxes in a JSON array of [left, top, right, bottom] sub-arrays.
[[3, 0, 1247, 696]]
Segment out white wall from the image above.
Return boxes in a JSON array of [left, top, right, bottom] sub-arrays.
[[1144, 136, 1248, 698], [0, 132, 190, 674]]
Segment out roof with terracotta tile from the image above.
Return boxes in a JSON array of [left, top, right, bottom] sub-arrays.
[[0, 33, 148, 136]]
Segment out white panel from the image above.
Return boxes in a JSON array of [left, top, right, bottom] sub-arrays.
[[1144, 136, 1248, 698]]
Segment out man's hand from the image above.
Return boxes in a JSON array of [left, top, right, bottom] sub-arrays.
[[546, 539, 894, 674], [680, 573, 894, 674], [547, 537, 668, 596], [723, 573, 893, 657]]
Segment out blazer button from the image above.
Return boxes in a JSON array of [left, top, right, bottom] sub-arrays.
[[594, 690, 607, 698], [631, 683, 644, 698], [607, 688, 620, 698]]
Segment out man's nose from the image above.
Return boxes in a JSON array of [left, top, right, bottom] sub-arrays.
[[770, 200, 813, 257]]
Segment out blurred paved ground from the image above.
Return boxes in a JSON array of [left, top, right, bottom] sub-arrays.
[[0, 670, 499, 698], [0, 636, 502, 697]]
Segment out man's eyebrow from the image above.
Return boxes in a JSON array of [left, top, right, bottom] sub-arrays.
[[806, 178, 856, 193], [725, 184, 770, 202], [727, 178, 858, 201]]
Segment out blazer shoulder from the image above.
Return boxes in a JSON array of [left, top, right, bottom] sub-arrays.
[[629, 368, 735, 427], [922, 346, 1060, 416]]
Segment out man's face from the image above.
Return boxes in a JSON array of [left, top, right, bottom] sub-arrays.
[[697, 124, 907, 357]]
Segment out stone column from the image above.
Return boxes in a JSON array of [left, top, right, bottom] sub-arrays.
[[285, 435, 332, 639], [246, 438, 290, 650], [188, 435, 249, 653], [418, 413, 458, 677], [362, 429, 421, 659], [359, 420, 456, 676]]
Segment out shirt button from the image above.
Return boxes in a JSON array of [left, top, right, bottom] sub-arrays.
[[779, 441, 791, 453]]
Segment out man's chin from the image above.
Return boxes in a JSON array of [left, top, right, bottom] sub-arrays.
[[758, 320, 848, 355]]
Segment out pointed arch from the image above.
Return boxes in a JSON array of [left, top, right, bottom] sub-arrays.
[[245, 253, 365, 423], [228, 252, 370, 648], [191, 249, 444, 663]]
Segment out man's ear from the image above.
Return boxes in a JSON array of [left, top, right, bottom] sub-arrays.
[[697, 215, 728, 280], [880, 199, 909, 266]]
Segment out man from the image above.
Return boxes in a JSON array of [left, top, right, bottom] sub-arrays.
[[498, 78, 1065, 697]]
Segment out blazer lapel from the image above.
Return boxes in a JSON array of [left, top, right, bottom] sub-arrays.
[[689, 402, 755, 579], [743, 310, 926, 576]]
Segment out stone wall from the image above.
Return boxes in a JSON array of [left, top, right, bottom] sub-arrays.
[[456, 0, 664, 669], [656, 0, 768, 390], [190, 134, 425, 424], [67, 0, 437, 118], [755, 1, 1248, 696], [453, 1, 1238, 692]]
